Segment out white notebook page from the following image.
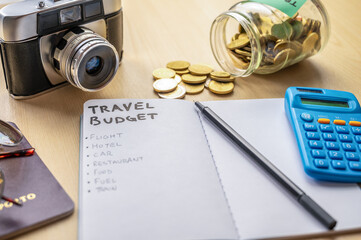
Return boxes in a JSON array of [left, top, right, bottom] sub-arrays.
[[79, 99, 238, 240], [201, 99, 361, 239]]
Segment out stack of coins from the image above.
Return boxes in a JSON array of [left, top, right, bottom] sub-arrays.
[[227, 12, 322, 73], [152, 61, 235, 99]]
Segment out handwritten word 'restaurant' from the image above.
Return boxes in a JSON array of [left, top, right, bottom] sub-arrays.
[[88, 102, 155, 114], [88, 102, 159, 126]]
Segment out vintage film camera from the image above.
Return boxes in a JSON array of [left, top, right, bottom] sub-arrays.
[[0, 0, 123, 99]]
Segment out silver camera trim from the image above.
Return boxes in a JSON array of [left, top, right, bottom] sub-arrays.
[[53, 27, 119, 92], [0, 0, 123, 99], [40, 20, 107, 86], [0, 0, 122, 42]]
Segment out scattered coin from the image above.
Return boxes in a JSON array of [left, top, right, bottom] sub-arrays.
[[152, 68, 176, 80], [179, 82, 205, 94], [210, 75, 235, 82], [208, 81, 234, 95], [181, 74, 207, 84], [210, 71, 231, 78], [152, 64, 234, 97], [188, 64, 213, 76], [166, 61, 191, 71], [158, 85, 186, 99], [205, 79, 211, 88], [175, 69, 190, 75], [153, 78, 178, 93], [174, 74, 182, 84]]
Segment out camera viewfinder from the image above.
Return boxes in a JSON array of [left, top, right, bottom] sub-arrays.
[[60, 5, 82, 25]]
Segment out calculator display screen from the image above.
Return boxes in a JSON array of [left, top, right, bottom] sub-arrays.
[[301, 98, 349, 108]]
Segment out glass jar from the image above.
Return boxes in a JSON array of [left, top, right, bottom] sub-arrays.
[[210, 0, 330, 77]]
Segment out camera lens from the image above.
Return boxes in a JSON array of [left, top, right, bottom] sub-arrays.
[[86, 56, 103, 75], [53, 28, 119, 92]]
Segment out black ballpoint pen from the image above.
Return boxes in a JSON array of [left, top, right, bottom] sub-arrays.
[[195, 101, 337, 230]]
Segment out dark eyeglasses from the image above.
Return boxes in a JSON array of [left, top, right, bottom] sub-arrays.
[[0, 120, 23, 146], [0, 168, 21, 206], [0, 120, 30, 207], [0, 120, 35, 159]]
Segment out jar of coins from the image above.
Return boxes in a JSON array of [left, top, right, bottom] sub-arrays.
[[210, 0, 330, 76]]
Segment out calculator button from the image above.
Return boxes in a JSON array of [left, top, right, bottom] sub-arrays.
[[328, 151, 343, 160], [349, 162, 361, 171], [333, 120, 346, 125], [339, 134, 353, 142], [351, 127, 361, 135], [311, 150, 326, 158], [349, 121, 361, 127], [322, 133, 336, 141], [314, 159, 329, 169], [301, 113, 313, 122], [318, 118, 330, 124], [306, 132, 320, 140], [303, 123, 317, 131], [325, 142, 340, 150], [331, 160, 346, 170], [355, 136, 361, 143], [345, 152, 360, 161], [342, 143, 356, 152], [308, 141, 323, 149], [335, 126, 349, 134], [319, 125, 333, 132]]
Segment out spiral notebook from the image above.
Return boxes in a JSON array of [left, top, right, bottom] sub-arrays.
[[79, 99, 361, 240]]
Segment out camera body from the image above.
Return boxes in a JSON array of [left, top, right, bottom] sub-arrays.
[[0, 0, 123, 99]]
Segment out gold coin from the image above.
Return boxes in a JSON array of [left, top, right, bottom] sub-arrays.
[[274, 49, 297, 65], [158, 85, 186, 99], [210, 71, 231, 78], [302, 18, 312, 36], [174, 74, 182, 84], [229, 53, 250, 69], [210, 75, 235, 82], [205, 79, 211, 88], [152, 68, 175, 80], [181, 74, 207, 84], [166, 61, 190, 71], [188, 64, 213, 76], [153, 78, 178, 93], [274, 41, 292, 52], [302, 32, 319, 54], [179, 82, 204, 94], [227, 34, 250, 50], [231, 33, 240, 41], [274, 41, 303, 56], [235, 49, 251, 57], [208, 81, 234, 95], [175, 69, 190, 75]]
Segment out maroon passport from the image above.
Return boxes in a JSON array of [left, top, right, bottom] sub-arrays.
[[0, 123, 74, 239]]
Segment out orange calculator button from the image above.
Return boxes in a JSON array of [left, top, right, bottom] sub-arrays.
[[349, 121, 361, 127], [318, 118, 330, 124], [333, 120, 346, 125]]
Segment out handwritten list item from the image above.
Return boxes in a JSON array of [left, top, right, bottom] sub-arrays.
[[78, 99, 238, 240]]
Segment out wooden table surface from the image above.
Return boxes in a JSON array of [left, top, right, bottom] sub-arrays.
[[1, 0, 361, 239]]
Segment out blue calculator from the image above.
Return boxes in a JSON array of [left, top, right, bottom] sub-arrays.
[[285, 87, 361, 182]]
